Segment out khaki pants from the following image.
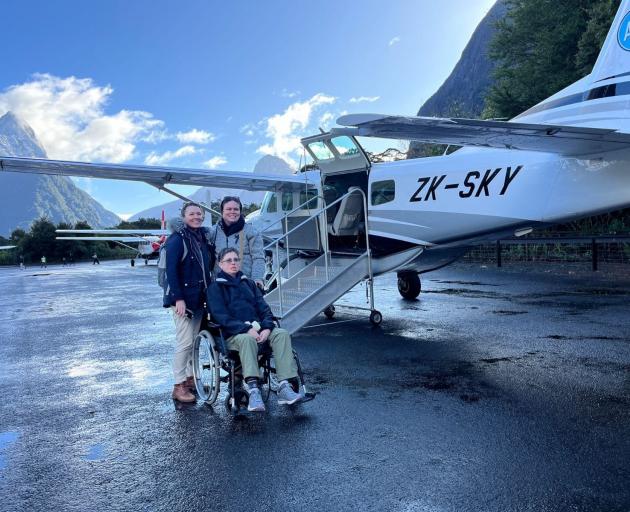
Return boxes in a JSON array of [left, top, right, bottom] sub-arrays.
[[171, 308, 203, 383], [226, 328, 298, 381]]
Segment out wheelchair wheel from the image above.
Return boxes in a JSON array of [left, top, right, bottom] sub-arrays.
[[192, 330, 220, 405], [260, 361, 272, 403]]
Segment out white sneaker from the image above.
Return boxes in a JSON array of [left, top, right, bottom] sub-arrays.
[[277, 380, 303, 405]]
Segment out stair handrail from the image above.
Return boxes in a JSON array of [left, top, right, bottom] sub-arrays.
[[265, 187, 372, 316]]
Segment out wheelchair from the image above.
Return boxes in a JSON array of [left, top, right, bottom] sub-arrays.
[[191, 316, 312, 414]]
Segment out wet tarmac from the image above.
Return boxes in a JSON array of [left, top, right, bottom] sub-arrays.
[[0, 261, 628, 512]]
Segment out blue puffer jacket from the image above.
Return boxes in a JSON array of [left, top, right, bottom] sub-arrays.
[[163, 220, 212, 312], [207, 270, 275, 338]]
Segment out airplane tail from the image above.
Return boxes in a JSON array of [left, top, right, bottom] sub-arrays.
[[589, 0, 630, 83]]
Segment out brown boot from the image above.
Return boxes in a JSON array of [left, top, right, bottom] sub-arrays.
[[185, 376, 197, 394], [172, 383, 195, 403]]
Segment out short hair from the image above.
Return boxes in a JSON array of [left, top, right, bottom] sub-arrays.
[[218, 247, 239, 262], [220, 196, 242, 212], [181, 201, 204, 217]]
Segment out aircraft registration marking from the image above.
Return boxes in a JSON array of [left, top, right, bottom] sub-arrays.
[[409, 165, 523, 202]]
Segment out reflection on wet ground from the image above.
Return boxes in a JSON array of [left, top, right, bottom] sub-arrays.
[[0, 261, 629, 511]]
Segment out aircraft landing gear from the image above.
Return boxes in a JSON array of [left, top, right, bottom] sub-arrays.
[[324, 305, 335, 319], [397, 272, 421, 300], [130, 258, 135, 267]]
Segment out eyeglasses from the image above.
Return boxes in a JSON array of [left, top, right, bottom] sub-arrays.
[[221, 257, 240, 264]]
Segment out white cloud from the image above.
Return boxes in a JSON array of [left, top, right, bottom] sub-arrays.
[[117, 213, 133, 221], [203, 156, 228, 168], [318, 112, 334, 130], [349, 96, 380, 103], [389, 36, 401, 47], [257, 93, 336, 166], [281, 89, 300, 98], [144, 145, 197, 165], [176, 129, 215, 145], [0, 73, 164, 162]]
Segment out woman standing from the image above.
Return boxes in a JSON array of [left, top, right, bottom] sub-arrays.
[[164, 201, 212, 403], [211, 196, 265, 288]]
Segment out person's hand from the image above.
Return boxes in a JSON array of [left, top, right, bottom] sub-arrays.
[[257, 329, 271, 343], [247, 328, 259, 339], [175, 300, 187, 317], [255, 280, 264, 290]]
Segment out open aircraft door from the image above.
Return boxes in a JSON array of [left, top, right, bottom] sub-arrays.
[[301, 134, 371, 251]]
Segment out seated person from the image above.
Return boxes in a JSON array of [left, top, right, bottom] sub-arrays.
[[207, 247, 303, 412]]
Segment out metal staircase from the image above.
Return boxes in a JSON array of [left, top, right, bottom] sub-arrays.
[[262, 189, 380, 335]]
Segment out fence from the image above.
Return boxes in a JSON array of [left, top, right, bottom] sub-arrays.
[[462, 235, 630, 272]]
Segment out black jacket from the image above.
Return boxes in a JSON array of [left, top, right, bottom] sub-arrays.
[[207, 270, 275, 337], [163, 223, 211, 311]]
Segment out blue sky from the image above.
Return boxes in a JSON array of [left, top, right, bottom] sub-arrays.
[[0, 0, 495, 218]]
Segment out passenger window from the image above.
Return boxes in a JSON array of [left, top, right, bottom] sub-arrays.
[[299, 190, 318, 210], [282, 192, 293, 211], [265, 193, 278, 213], [371, 180, 395, 205]]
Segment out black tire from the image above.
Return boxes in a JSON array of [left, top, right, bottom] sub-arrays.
[[192, 330, 220, 404], [397, 272, 421, 300], [130, 258, 135, 267], [324, 305, 335, 319], [369, 310, 383, 326]]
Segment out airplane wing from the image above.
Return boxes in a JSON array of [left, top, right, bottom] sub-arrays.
[[0, 245, 16, 250], [56, 229, 168, 236], [55, 236, 155, 243], [0, 157, 314, 192], [334, 114, 630, 156]]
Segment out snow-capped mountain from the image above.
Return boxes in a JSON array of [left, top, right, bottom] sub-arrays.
[[0, 111, 121, 236]]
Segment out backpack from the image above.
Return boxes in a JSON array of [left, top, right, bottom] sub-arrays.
[[157, 227, 217, 292]]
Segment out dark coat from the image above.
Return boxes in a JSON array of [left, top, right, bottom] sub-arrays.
[[163, 224, 211, 311], [207, 270, 275, 338]]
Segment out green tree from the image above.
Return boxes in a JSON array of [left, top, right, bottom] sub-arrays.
[[484, 0, 618, 119]]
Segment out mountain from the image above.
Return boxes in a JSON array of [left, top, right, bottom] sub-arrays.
[[0, 112, 121, 236], [130, 154, 294, 221], [417, 1, 507, 118]]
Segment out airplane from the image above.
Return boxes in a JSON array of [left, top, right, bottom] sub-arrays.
[[0, 245, 16, 251], [55, 211, 171, 265], [2, 0, 630, 330]]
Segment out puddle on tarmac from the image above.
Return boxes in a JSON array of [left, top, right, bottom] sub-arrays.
[[85, 443, 106, 461], [0, 431, 20, 470]]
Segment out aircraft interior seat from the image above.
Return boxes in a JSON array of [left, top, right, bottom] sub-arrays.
[[328, 187, 364, 236], [323, 186, 340, 223]]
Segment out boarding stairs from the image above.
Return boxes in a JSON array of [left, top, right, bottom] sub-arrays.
[[262, 189, 380, 335]]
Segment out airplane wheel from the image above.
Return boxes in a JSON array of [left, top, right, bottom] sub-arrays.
[[369, 310, 383, 326], [144, 258, 148, 265], [397, 272, 421, 300], [324, 305, 335, 319], [130, 259, 135, 267]]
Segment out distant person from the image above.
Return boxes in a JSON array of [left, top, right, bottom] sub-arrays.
[[62, 257, 67, 267], [208, 247, 304, 412], [40, 256, 47, 268], [19, 255, 25, 270], [163, 201, 213, 403], [210, 196, 265, 288], [92, 253, 100, 265]]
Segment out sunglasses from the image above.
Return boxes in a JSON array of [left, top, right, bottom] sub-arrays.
[[221, 257, 240, 264]]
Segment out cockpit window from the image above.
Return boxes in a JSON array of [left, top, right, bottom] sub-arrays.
[[331, 136, 360, 158], [307, 141, 334, 161], [371, 180, 395, 205], [299, 189, 318, 209]]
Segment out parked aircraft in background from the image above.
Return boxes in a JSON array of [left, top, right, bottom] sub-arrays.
[[0, 246, 16, 251], [2, 0, 630, 332], [56, 212, 170, 265]]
